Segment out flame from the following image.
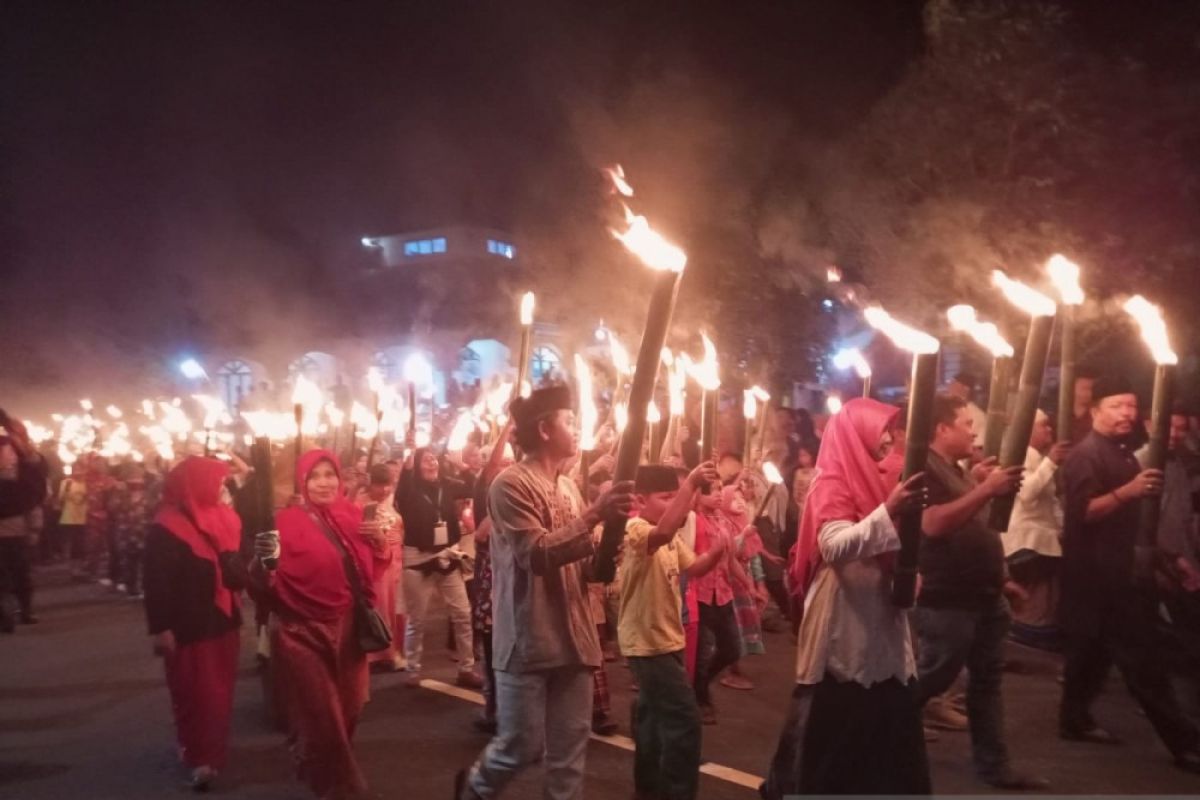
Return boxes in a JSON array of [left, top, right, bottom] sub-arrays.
[[240, 411, 291, 442], [349, 402, 379, 438], [291, 374, 323, 407], [403, 352, 434, 388], [574, 354, 599, 451], [668, 356, 688, 416], [1046, 254, 1084, 306], [832, 347, 874, 378], [688, 333, 721, 391], [750, 385, 771, 403], [614, 402, 628, 434], [608, 334, 633, 377], [484, 380, 514, 419], [647, 400, 662, 424], [611, 204, 687, 273], [519, 291, 536, 326], [743, 389, 757, 420], [660, 348, 674, 367], [992, 271, 1057, 317], [1123, 295, 1178, 365], [367, 366, 386, 395], [826, 395, 844, 415], [603, 164, 635, 197], [140, 400, 156, 420], [192, 395, 230, 429], [23, 421, 53, 444], [826, 266, 843, 283], [762, 461, 784, 485], [447, 411, 476, 451], [324, 403, 345, 428], [946, 305, 1014, 358], [105, 404, 123, 419], [80, 399, 93, 411], [157, 402, 193, 439], [864, 306, 940, 355]]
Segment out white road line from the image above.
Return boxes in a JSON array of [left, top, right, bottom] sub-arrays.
[[418, 678, 763, 790]]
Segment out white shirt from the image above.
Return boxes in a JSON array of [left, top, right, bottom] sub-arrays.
[[794, 503, 915, 686], [1004, 447, 1062, 558]]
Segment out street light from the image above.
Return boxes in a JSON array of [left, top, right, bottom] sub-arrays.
[[179, 358, 208, 381]]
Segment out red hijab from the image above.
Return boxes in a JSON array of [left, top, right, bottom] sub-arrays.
[[154, 456, 243, 617], [274, 449, 375, 620], [787, 398, 899, 600]]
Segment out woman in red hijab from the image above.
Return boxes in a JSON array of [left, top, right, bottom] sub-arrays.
[[143, 456, 245, 791], [762, 399, 930, 797], [254, 449, 382, 800]]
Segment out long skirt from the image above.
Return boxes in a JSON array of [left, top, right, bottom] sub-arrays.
[[164, 628, 241, 770], [367, 551, 403, 667], [272, 610, 369, 799], [761, 676, 931, 798]]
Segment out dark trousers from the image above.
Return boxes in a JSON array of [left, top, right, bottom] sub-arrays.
[[628, 651, 701, 800], [0, 537, 33, 616], [694, 601, 740, 706], [1060, 592, 1199, 757], [764, 578, 791, 622], [480, 629, 496, 722], [912, 596, 1011, 780]]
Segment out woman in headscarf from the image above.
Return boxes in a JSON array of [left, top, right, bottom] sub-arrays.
[[253, 449, 382, 800], [143, 457, 244, 791], [761, 398, 930, 797], [394, 447, 478, 687]]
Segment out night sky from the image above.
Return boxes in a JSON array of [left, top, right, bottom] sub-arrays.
[[3, 1, 1195, 405]]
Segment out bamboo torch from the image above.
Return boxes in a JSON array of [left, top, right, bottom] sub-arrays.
[[659, 354, 688, 463], [864, 306, 941, 608], [646, 401, 662, 463], [575, 354, 599, 491], [1047, 255, 1085, 443], [742, 389, 758, 464], [988, 271, 1058, 531], [833, 348, 873, 399], [515, 291, 536, 398], [946, 305, 1015, 459], [403, 353, 432, 451], [1123, 295, 1178, 557], [593, 171, 688, 583], [753, 461, 785, 520], [752, 385, 771, 463], [689, 334, 721, 462], [365, 368, 389, 468], [291, 375, 322, 488]]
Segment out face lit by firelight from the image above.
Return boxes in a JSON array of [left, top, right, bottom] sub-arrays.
[[306, 460, 340, 506]]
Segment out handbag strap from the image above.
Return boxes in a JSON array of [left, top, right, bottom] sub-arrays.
[[307, 511, 369, 606]]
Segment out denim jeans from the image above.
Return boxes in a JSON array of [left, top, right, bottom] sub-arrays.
[[628, 651, 701, 800], [467, 664, 594, 800], [912, 596, 1011, 780]]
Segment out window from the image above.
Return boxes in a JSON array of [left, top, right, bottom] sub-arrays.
[[530, 346, 561, 385], [372, 351, 398, 382], [487, 239, 516, 259], [459, 347, 482, 381], [216, 360, 254, 413], [288, 354, 320, 380], [403, 237, 447, 257]]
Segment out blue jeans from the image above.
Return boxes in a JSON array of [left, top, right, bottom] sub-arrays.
[[912, 596, 1011, 780]]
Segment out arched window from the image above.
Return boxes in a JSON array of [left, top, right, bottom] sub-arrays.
[[459, 347, 482, 382], [216, 360, 254, 413], [531, 346, 561, 385], [288, 354, 320, 381], [372, 351, 399, 382]]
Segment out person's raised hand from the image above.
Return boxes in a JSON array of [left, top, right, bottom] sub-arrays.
[[970, 456, 999, 485], [982, 465, 1023, 498], [1047, 442, 1070, 466], [591, 480, 635, 524], [885, 472, 928, 518], [687, 461, 719, 490]]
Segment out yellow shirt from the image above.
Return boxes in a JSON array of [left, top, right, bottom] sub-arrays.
[[58, 478, 87, 526], [617, 517, 695, 657]]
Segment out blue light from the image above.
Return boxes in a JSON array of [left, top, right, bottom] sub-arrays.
[[822, 299, 834, 310], [179, 358, 208, 380]]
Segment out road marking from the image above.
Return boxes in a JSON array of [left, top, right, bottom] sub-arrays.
[[418, 678, 763, 790]]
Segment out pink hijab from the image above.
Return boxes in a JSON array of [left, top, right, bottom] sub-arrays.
[[273, 449, 375, 620], [787, 398, 899, 600]]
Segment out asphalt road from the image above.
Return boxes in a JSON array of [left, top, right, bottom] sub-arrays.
[[2, 569, 1198, 799]]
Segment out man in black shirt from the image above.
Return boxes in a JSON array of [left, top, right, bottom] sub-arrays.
[[912, 394, 1047, 790], [1059, 375, 1200, 772]]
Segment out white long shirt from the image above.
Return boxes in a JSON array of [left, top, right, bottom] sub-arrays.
[[794, 503, 915, 686], [1004, 446, 1062, 559]]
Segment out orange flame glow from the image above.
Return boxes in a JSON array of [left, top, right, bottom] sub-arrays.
[[762, 461, 784, 485], [519, 291, 536, 326], [1123, 295, 1178, 365], [863, 307, 940, 355], [574, 354, 599, 451], [668, 355, 688, 416], [687, 334, 721, 391], [743, 389, 757, 420], [946, 305, 1014, 358], [992, 271, 1057, 317], [603, 164, 634, 197], [1046, 254, 1085, 306], [611, 204, 687, 273]]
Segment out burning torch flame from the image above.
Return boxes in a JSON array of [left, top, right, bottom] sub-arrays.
[[403, 353, 434, 389], [614, 402, 629, 434], [826, 395, 844, 415], [750, 385, 770, 403], [609, 334, 633, 377], [1046, 254, 1085, 306], [660, 348, 674, 367], [612, 205, 687, 273], [80, 399, 93, 412], [826, 267, 843, 283], [832, 347, 874, 378], [367, 366, 386, 395], [106, 404, 123, 419], [688, 334, 721, 391], [192, 395, 230, 429], [647, 400, 662, 425], [349, 402, 378, 438], [863, 307, 940, 355], [447, 411, 476, 452], [743, 390, 757, 420], [519, 291, 536, 326], [946, 305, 1015, 358], [325, 403, 345, 429], [603, 164, 635, 197], [668, 356, 688, 417], [762, 461, 784, 486], [992, 271, 1057, 317], [1123, 295, 1178, 365], [574, 354, 599, 451]]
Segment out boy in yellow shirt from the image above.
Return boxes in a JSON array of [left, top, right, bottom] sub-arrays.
[[618, 463, 726, 800]]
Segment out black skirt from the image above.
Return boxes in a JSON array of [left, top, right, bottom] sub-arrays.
[[761, 676, 931, 797]]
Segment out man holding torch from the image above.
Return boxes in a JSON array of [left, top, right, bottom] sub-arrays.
[[1058, 375, 1200, 772]]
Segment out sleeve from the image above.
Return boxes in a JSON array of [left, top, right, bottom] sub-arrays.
[[1017, 448, 1057, 503], [816, 503, 900, 566], [143, 526, 181, 635], [489, 473, 594, 575], [624, 518, 652, 558]]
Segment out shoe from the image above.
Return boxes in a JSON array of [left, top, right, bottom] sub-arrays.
[[719, 674, 754, 690], [99, 578, 113, 587], [923, 726, 940, 743], [1059, 725, 1122, 745], [454, 768, 481, 800], [190, 765, 215, 792], [472, 716, 497, 735], [981, 770, 1050, 790], [924, 697, 969, 731], [1173, 750, 1200, 774], [591, 712, 618, 736], [699, 703, 716, 725], [391, 654, 408, 672], [456, 670, 483, 689], [116, 582, 127, 593]]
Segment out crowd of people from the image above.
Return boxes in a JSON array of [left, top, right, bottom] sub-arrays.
[[2, 366, 1199, 799]]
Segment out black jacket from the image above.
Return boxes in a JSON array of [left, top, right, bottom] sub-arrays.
[[143, 524, 244, 645], [0, 456, 48, 519], [394, 469, 471, 552]]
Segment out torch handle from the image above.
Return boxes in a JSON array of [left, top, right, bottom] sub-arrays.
[[892, 352, 938, 608], [1136, 364, 1175, 572], [752, 483, 777, 521], [1056, 305, 1076, 443], [595, 270, 683, 583]]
